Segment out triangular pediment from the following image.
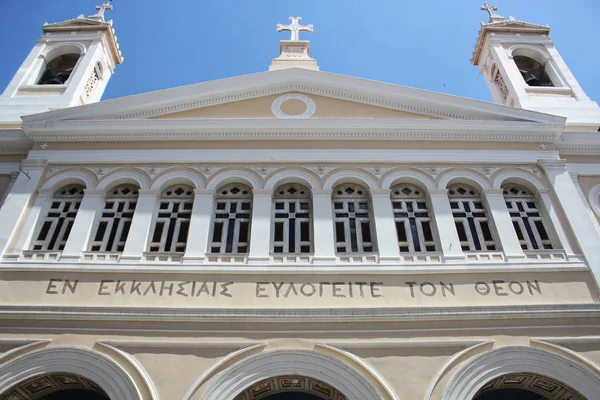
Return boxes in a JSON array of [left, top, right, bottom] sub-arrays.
[[150, 92, 440, 120], [43, 17, 111, 31], [21, 68, 565, 143]]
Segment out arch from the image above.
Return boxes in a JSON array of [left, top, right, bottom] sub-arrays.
[[442, 346, 600, 400], [97, 168, 151, 191], [588, 184, 600, 218], [508, 45, 550, 64], [151, 168, 205, 191], [381, 169, 436, 191], [491, 168, 546, 192], [323, 169, 379, 191], [265, 168, 321, 190], [206, 168, 262, 190], [0, 346, 144, 400], [40, 169, 97, 192], [437, 169, 491, 191], [202, 349, 383, 400], [42, 43, 86, 60]]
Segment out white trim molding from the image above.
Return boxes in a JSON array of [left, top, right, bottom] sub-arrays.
[[442, 346, 600, 400], [271, 93, 316, 119], [201, 349, 383, 400], [0, 346, 145, 400]]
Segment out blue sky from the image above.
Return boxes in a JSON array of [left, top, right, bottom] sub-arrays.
[[1, 0, 599, 104]]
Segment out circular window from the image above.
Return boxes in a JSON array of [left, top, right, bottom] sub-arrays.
[[271, 94, 316, 119]]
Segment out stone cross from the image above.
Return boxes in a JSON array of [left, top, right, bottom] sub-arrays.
[[277, 16, 313, 41], [480, 3, 498, 17], [95, 2, 113, 17]]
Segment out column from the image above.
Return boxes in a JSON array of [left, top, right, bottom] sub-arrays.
[[483, 189, 525, 260], [311, 189, 336, 263], [61, 189, 106, 261], [428, 190, 465, 262], [248, 189, 272, 264], [370, 189, 400, 262], [537, 189, 575, 256], [539, 160, 600, 288], [121, 189, 159, 262], [0, 160, 47, 257], [8, 189, 53, 258], [183, 189, 215, 263]]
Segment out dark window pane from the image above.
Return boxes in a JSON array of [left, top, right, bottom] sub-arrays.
[[455, 222, 468, 242], [274, 222, 284, 241], [120, 221, 131, 242], [239, 221, 249, 242], [422, 221, 434, 242], [241, 202, 251, 210], [152, 222, 164, 243], [178, 221, 189, 242], [396, 221, 407, 241], [212, 222, 223, 242], [94, 221, 107, 242], [37, 221, 52, 241], [274, 246, 283, 253], [300, 221, 310, 242], [535, 221, 550, 240], [513, 221, 525, 240], [361, 222, 372, 243], [335, 222, 345, 242], [480, 221, 493, 241]]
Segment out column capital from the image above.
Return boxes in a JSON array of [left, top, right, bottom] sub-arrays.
[[193, 188, 216, 196], [537, 188, 550, 196], [370, 189, 392, 197], [83, 189, 106, 197], [538, 159, 567, 173], [36, 189, 53, 199], [311, 189, 332, 196], [253, 189, 273, 196], [20, 159, 48, 169], [482, 189, 504, 196], [428, 189, 449, 197], [137, 189, 160, 197]]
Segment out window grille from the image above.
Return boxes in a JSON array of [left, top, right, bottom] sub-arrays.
[[503, 184, 554, 250], [31, 184, 84, 251], [210, 184, 252, 254], [272, 183, 312, 254], [448, 184, 497, 251], [90, 184, 138, 252], [391, 184, 437, 252], [149, 185, 193, 253], [332, 183, 375, 253]]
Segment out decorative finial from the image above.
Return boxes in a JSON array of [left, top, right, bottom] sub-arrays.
[[276, 16, 313, 41], [480, 3, 505, 23], [95, 1, 113, 17]]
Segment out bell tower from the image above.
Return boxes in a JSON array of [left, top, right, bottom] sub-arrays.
[[0, 2, 123, 122], [472, 3, 600, 129]]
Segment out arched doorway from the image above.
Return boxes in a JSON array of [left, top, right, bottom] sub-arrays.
[[0, 373, 109, 400], [234, 375, 347, 400], [473, 372, 585, 400]]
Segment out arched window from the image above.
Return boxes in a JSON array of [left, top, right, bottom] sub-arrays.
[[513, 55, 554, 87], [37, 53, 80, 85], [31, 184, 84, 251], [490, 64, 509, 102], [272, 183, 312, 254], [332, 183, 375, 253], [149, 185, 193, 253], [503, 184, 554, 250], [448, 184, 496, 251], [391, 184, 437, 252], [84, 62, 103, 97], [90, 184, 138, 252], [210, 183, 252, 254]]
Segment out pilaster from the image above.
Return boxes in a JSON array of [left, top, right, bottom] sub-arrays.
[[370, 189, 400, 262], [0, 160, 47, 257], [248, 189, 272, 264], [537, 189, 575, 256], [311, 189, 336, 263], [7, 189, 53, 258], [539, 160, 600, 287], [121, 189, 159, 262], [428, 190, 465, 262], [61, 189, 106, 261], [183, 189, 215, 263], [483, 189, 525, 260]]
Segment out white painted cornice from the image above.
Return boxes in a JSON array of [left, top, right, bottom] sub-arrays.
[[20, 68, 565, 127], [23, 118, 563, 143]]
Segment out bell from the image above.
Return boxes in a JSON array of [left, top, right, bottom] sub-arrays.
[[521, 71, 541, 86]]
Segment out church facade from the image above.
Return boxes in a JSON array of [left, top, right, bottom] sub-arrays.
[[0, 3, 599, 400]]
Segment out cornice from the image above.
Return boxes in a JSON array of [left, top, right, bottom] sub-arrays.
[[0, 304, 597, 324]]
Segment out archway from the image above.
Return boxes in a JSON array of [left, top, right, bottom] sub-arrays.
[[0, 372, 109, 400], [234, 375, 347, 400], [473, 372, 585, 400]]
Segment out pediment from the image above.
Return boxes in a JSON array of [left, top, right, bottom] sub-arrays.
[[21, 68, 565, 143], [150, 92, 440, 120], [43, 18, 110, 31]]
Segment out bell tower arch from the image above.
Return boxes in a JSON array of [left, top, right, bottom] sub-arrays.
[[471, 3, 600, 129], [0, 2, 123, 122]]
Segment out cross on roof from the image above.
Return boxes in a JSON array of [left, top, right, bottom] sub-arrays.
[[480, 2, 498, 17], [277, 16, 313, 41], [95, 2, 113, 17]]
